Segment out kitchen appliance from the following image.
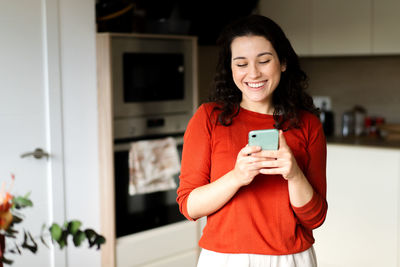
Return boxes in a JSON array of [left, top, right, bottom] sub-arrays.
[[108, 34, 197, 237], [110, 34, 196, 140], [313, 96, 335, 137], [353, 105, 367, 136], [319, 101, 335, 137], [342, 105, 367, 137], [114, 134, 185, 237], [342, 110, 355, 137]]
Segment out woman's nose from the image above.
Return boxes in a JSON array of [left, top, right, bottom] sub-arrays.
[[248, 64, 261, 78]]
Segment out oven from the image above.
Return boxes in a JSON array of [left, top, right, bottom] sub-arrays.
[[109, 34, 196, 238], [113, 116, 188, 238]]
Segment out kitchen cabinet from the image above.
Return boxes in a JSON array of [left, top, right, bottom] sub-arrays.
[[311, 0, 371, 56], [314, 144, 400, 267], [259, 0, 400, 56], [372, 0, 400, 54], [116, 221, 199, 267], [257, 0, 312, 56], [97, 33, 201, 267]]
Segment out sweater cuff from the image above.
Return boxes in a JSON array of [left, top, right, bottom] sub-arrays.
[[180, 197, 197, 222], [291, 191, 326, 229], [292, 191, 318, 214]]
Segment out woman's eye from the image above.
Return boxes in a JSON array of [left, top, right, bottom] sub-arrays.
[[260, 60, 271, 64], [236, 63, 247, 67]]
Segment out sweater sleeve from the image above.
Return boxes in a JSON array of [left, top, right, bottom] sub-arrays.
[[292, 115, 328, 230], [176, 104, 213, 221]]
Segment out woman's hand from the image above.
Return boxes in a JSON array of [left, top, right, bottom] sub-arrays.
[[231, 145, 266, 187], [187, 145, 266, 219], [257, 130, 303, 181], [256, 130, 314, 207]]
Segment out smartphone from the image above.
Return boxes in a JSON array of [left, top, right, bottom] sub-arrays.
[[248, 129, 279, 150]]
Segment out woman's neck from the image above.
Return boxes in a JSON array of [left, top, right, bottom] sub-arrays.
[[240, 101, 274, 115]]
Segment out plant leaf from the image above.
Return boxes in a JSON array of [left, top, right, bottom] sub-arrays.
[[11, 214, 23, 224], [72, 230, 86, 247], [84, 229, 106, 249], [14, 241, 22, 254], [84, 229, 96, 247], [67, 220, 82, 235], [12, 195, 33, 209], [57, 230, 69, 249], [49, 223, 62, 241], [40, 234, 49, 248], [5, 227, 19, 238], [94, 235, 106, 250], [21, 230, 38, 253], [0, 256, 13, 264]]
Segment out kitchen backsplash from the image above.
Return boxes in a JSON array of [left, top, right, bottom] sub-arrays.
[[301, 56, 400, 136]]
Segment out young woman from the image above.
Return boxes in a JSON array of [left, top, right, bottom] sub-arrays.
[[177, 15, 327, 267]]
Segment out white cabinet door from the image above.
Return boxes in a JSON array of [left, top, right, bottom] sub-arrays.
[[311, 0, 372, 56], [372, 0, 400, 54], [258, 0, 312, 56], [314, 145, 400, 267], [0, 0, 66, 266]]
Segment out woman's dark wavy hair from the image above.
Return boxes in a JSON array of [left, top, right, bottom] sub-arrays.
[[209, 14, 319, 130]]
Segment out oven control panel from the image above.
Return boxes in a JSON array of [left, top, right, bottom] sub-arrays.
[[113, 113, 191, 140]]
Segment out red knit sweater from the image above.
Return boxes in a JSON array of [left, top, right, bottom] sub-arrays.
[[177, 103, 327, 255]]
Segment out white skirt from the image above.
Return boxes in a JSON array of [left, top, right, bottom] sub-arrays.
[[197, 246, 317, 267]]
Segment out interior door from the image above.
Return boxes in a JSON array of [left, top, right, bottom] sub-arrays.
[[0, 0, 66, 266]]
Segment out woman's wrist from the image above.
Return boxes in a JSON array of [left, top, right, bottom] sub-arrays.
[[287, 171, 306, 184], [228, 169, 246, 190]]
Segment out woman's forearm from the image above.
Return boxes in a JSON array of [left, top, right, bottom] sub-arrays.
[[186, 170, 242, 220]]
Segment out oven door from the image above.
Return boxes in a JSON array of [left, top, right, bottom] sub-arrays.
[[114, 135, 186, 237]]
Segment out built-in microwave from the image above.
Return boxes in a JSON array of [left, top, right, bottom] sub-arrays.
[[109, 34, 198, 140]]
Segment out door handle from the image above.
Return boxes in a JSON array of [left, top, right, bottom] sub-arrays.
[[20, 148, 50, 159]]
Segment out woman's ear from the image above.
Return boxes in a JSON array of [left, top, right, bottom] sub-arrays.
[[281, 61, 287, 72]]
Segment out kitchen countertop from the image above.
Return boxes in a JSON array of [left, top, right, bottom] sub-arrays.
[[327, 136, 400, 149]]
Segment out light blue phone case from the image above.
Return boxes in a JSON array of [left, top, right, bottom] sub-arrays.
[[248, 129, 279, 150]]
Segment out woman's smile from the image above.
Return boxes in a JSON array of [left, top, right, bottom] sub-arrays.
[[246, 81, 267, 89]]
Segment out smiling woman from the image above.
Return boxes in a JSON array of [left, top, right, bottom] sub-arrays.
[[177, 15, 327, 267]]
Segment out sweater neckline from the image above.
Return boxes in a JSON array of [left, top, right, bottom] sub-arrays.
[[239, 106, 276, 120]]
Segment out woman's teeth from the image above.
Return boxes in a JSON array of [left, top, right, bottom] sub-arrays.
[[247, 82, 265, 88]]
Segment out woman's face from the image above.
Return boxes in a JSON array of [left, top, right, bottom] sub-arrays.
[[230, 35, 286, 113]]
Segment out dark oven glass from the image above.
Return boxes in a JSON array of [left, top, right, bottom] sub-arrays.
[[123, 53, 185, 102], [114, 139, 186, 237]]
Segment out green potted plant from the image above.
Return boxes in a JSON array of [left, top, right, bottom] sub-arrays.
[[0, 175, 105, 265]]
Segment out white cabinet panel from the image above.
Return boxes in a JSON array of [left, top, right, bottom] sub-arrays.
[[373, 0, 400, 54], [141, 250, 198, 267], [116, 221, 199, 267], [258, 0, 312, 56], [311, 0, 372, 55], [314, 145, 400, 267]]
